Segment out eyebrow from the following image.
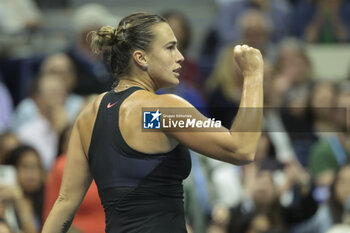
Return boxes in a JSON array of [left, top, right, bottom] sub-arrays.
[[164, 41, 177, 47]]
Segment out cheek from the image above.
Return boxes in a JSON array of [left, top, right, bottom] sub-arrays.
[[149, 58, 171, 77], [17, 167, 42, 187], [149, 64, 166, 79]]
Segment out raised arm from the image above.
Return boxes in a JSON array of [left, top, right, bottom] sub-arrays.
[[160, 45, 263, 165], [41, 119, 93, 233]]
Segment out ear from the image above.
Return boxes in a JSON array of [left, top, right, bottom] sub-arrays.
[[132, 50, 148, 71]]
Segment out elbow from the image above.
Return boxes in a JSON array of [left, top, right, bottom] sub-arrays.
[[228, 152, 256, 166], [234, 154, 255, 165], [225, 134, 259, 165]]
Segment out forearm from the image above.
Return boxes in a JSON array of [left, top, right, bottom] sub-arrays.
[[230, 73, 263, 156], [42, 195, 79, 233]]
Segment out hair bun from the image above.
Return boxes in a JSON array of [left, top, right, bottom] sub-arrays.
[[97, 25, 116, 43], [89, 25, 116, 55]]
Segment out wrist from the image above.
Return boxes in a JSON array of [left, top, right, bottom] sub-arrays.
[[243, 72, 263, 79], [243, 74, 263, 85]]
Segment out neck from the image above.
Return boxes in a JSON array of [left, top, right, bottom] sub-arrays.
[[115, 72, 158, 93]]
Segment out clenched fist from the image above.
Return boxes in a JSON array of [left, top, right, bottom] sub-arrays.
[[233, 45, 263, 77]]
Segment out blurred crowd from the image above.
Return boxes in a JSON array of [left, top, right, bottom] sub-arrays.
[[1, 0, 350, 233]]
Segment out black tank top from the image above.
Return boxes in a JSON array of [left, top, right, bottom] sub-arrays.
[[88, 87, 191, 233]]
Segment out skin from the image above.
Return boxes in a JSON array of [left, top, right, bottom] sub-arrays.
[[334, 165, 350, 206], [40, 53, 76, 93], [17, 151, 43, 194], [0, 223, 11, 233], [42, 22, 264, 233], [35, 74, 69, 134]]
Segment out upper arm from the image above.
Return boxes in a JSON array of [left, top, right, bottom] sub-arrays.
[[154, 94, 249, 164], [58, 120, 92, 206], [57, 94, 104, 205]]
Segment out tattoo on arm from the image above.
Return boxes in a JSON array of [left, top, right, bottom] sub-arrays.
[[61, 218, 73, 233]]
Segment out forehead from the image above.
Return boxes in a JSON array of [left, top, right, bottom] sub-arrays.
[[18, 151, 40, 164], [44, 55, 72, 69], [151, 22, 176, 46]]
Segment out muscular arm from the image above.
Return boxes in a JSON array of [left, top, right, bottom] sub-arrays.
[[42, 120, 93, 233], [161, 45, 263, 165]]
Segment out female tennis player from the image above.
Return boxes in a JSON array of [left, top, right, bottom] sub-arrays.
[[42, 12, 263, 233]]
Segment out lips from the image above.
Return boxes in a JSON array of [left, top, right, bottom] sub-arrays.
[[173, 67, 182, 77]]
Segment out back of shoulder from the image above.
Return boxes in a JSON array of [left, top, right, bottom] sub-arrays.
[[76, 93, 105, 126], [128, 90, 192, 109], [72, 93, 106, 156]]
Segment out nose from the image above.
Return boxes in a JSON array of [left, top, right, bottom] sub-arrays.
[[176, 48, 184, 63]]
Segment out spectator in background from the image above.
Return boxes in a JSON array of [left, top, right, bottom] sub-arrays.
[[216, 0, 291, 45], [40, 53, 84, 117], [43, 125, 105, 233], [308, 81, 350, 190], [229, 210, 272, 233], [0, 132, 19, 164], [208, 133, 278, 223], [269, 38, 312, 108], [16, 73, 69, 171], [201, 8, 277, 88], [292, 165, 350, 233], [0, 78, 13, 133], [226, 162, 317, 233], [0, 0, 41, 58], [292, 0, 350, 43], [199, 0, 286, 83], [235, 10, 276, 60], [3, 145, 45, 233], [308, 81, 337, 135], [265, 38, 314, 165], [206, 44, 242, 128], [11, 53, 84, 133], [66, 4, 119, 95], [0, 0, 41, 34]]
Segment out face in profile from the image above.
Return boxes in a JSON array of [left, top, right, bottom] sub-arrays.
[[144, 22, 184, 89]]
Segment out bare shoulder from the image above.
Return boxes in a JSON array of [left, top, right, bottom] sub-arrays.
[[77, 93, 105, 125], [118, 90, 195, 154], [75, 92, 106, 156], [124, 90, 193, 108]]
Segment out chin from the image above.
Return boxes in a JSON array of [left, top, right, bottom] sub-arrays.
[[158, 78, 180, 90]]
